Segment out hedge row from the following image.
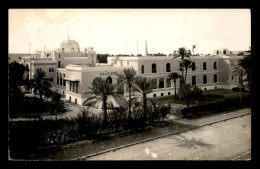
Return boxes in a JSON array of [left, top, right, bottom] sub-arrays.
[[181, 96, 251, 118], [9, 104, 171, 159]]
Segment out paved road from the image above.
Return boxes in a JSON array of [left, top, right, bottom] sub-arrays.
[[85, 114, 251, 160]]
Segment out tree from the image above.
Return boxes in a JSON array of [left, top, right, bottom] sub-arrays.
[[134, 76, 156, 121], [178, 83, 203, 107], [159, 104, 172, 121], [116, 68, 137, 121], [168, 72, 181, 101], [183, 59, 193, 83], [238, 48, 251, 93], [51, 92, 65, 118], [8, 62, 29, 118], [83, 77, 118, 126], [29, 69, 52, 102], [173, 47, 191, 86], [232, 47, 251, 94]]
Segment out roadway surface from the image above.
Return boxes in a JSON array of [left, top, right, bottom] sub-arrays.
[[85, 114, 251, 160]]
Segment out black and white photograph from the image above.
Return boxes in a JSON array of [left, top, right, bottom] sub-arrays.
[[8, 8, 251, 161]]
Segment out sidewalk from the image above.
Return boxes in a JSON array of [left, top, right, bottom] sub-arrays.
[[32, 108, 251, 160]]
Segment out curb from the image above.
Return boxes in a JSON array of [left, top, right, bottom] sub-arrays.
[[72, 112, 251, 160]]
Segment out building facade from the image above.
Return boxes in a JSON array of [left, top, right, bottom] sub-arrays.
[[18, 38, 243, 106]]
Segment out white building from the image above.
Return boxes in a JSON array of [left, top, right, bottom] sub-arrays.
[[20, 38, 244, 106]]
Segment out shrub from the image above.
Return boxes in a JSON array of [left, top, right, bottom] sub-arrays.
[[181, 96, 250, 118], [232, 87, 246, 92]]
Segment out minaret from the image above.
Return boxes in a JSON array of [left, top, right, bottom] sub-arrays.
[[145, 40, 148, 57]]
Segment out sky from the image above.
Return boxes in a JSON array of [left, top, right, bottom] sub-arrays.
[[8, 9, 251, 55]]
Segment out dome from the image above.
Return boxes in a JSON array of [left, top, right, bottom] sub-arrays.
[[60, 38, 80, 53]]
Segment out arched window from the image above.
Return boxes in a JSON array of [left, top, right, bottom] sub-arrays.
[[166, 63, 171, 72], [152, 63, 157, 73], [106, 76, 112, 84], [223, 50, 226, 54], [57, 72, 59, 85], [159, 78, 164, 88], [141, 65, 144, 74], [72, 48, 74, 52], [217, 51, 219, 55], [59, 72, 62, 85], [63, 73, 66, 86]]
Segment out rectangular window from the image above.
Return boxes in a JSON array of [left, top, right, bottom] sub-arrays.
[[52, 68, 54, 72], [166, 79, 171, 88], [49, 68, 51, 72], [76, 83, 78, 93], [192, 76, 196, 86], [203, 62, 207, 70], [161, 93, 164, 97], [166, 63, 171, 72], [152, 64, 157, 73], [75, 99, 77, 104], [153, 94, 156, 97], [214, 62, 217, 69], [49, 78, 53, 82], [72, 83, 75, 92], [19, 57, 21, 60], [203, 75, 207, 84], [58, 61, 61, 68], [179, 63, 182, 71], [192, 62, 196, 71], [168, 92, 171, 96], [214, 74, 217, 83], [152, 79, 157, 89], [69, 96, 71, 102]]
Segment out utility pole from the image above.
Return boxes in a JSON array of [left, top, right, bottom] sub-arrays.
[[239, 68, 242, 102]]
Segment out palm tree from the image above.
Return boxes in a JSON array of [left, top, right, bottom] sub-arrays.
[[29, 69, 51, 102], [168, 72, 181, 101], [173, 47, 191, 86], [116, 68, 137, 120], [134, 76, 156, 121], [83, 77, 118, 126], [238, 48, 251, 93], [232, 47, 251, 93], [183, 59, 193, 83]]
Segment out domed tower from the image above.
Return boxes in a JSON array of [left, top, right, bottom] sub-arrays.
[[60, 36, 80, 53]]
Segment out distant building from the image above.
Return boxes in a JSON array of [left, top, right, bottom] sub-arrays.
[[17, 37, 244, 106]]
